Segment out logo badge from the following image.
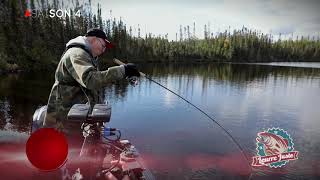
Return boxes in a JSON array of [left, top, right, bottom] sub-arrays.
[[252, 127, 299, 168], [24, 10, 31, 17]]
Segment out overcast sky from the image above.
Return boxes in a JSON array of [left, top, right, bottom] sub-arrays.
[[88, 0, 320, 41]]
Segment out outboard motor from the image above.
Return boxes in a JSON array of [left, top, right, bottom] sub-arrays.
[[31, 105, 47, 133]]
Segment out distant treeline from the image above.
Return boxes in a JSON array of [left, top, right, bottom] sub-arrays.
[[1, 0, 320, 72]]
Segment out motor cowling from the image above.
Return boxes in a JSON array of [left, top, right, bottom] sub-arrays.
[[31, 105, 47, 133]]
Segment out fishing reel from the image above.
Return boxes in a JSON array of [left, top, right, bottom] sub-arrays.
[[127, 76, 139, 86]]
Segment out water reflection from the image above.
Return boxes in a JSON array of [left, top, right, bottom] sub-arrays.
[[0, 98, 13, 130], [0, 63, 320, 179], [0, 72, 54, 132]]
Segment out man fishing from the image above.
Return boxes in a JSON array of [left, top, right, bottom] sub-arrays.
[[44, 28, 140, 130]]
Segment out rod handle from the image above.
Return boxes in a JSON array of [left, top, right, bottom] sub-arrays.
[[113, 58, 146, 77]]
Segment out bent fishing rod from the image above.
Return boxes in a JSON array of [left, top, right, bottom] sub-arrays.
[[113, 58, 252, 171]]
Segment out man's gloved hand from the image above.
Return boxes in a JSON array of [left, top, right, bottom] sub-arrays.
[[124, 63, 140, 77]]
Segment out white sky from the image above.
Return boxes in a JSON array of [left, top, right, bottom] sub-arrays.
[[88, 0, 320, 41]]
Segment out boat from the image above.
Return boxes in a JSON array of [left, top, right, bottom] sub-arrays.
[[31, 104, 155, 180]]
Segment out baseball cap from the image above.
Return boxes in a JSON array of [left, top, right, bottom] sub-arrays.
[[85, 28, 114, 49]]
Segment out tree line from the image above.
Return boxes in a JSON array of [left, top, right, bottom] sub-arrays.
[[1, 0, 319, 72]]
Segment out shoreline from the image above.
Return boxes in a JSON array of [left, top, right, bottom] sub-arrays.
[[1, 60, 320, 76]]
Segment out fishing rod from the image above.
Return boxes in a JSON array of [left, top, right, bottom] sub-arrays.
[[113, 58, 252, 175]]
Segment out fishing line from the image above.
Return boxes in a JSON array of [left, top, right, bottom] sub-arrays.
[[113, 58, 253, 178], [146, 76, 251, 162]]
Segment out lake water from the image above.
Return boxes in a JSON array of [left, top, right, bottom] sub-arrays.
[[1, 62, 320, 179]]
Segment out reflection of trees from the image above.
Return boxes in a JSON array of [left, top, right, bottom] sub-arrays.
[[0, 98, 12, 129], [0, 72, 54, 131], [104, 81, 130, 103], [143, 63, 320, 84], [1, 64, 319, 131], [138, 63, 320, 99], [0, 72, 54, 103]]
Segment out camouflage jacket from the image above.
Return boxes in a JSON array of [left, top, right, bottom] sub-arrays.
[[44, 36, 125, 129]]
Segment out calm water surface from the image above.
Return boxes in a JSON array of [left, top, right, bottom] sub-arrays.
[[1, 63, 320, 179]]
